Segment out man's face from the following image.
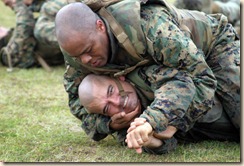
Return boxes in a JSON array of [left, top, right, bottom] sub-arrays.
[[61, 20, 110, 67], [87, 77, 140, 117]]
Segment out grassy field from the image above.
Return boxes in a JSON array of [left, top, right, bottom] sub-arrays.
[[0, 1, 15, 28], [0, 0, 241, 163]]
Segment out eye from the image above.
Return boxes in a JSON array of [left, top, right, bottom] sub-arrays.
[[87, 45, 94, 54], [103, 85, 114, 115], [108, 85, 114, 96]]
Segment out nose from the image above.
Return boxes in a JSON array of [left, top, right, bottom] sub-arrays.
[[108, 94, 121, 107], [80, 54, 92, 64]]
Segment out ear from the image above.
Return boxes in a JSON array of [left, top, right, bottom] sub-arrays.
[[96, 20, 106, 32], [118, 76, 125, 81]]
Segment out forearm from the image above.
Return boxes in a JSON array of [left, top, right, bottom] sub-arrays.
[[139, 69, 196, 133], [144, 136, 163, 148], [143, 9, 217, 132]]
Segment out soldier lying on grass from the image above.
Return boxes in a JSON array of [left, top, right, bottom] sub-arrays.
[[78, 73, 239, 154], [55, 1, 240, 144]]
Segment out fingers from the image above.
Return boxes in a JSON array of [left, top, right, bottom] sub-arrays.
[[126, 122, 152, 151], [126, 130, 142, 149], [111, 111, 125, 123], [109, 109, 139, 130], [135, 147, 143, 154], [110, 105, 141, 130], [130, 118, 146, 126], [126, 104, 141, 119], [111, 107, 139, 124], [125, 139, 143, 154], [127, 118, 146, 133]]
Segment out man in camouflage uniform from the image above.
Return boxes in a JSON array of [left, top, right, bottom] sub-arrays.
[[174, 0, 240, 37], [78, 73, 239, 154], [55, 1, 240, 143], [0, 0, 72, 69], [34, 0, 77, 62]]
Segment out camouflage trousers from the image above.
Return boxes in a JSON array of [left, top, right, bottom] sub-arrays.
[[0, 1, 64, 68], [206, 15, 240, 129], [175, 110, 240, 143], [0, 2, 37, 68], [174, 0, 240, 37]]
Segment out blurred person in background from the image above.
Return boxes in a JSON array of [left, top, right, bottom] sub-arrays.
[[174, 0, 240, 37], [0, 0, 75, 71]]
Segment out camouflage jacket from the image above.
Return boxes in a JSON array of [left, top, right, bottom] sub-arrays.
[[174, 0, 240, 25], [29, 0, 46, 12], [33, 0, 78, 65], [34, 0, 77, 48], [63, 0, 223, 141]]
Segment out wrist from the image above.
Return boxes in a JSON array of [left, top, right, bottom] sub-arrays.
[[144, 136, 163, 148]]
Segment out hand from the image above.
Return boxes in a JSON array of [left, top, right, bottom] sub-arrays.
[[125, 122, 153, 154], [127, 117, 147, 133], [0, 27, 9, 39], [109, 104, 141, 130]]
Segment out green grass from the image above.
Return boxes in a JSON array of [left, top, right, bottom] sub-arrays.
[[0, 0, 241, 163], [0, 1, 15, 28]]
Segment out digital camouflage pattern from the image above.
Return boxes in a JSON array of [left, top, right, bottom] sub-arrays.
[[138, 3, 240, 131], [62, 0, 240, 142], [174, 0, 213, 13], [33, 0, 77, 65], [34, 0, 76, 49], [0, 0, 41, 68], [174, 0, 240, 36], [0, 0, 69, 68], [126, 64, 239, 154]]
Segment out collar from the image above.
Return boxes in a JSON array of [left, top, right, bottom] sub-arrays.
[[99, 15, 118, 64]]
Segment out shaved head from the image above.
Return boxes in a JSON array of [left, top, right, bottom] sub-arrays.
[[78, 74, 140, 116], [55, 2, 98, 47], [55, 2, 110, 67], [78, 74, 110, 113]]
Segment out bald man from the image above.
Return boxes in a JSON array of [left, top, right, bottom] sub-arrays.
[[78, 73, 239, 154], [55, 2, 240, 144]]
